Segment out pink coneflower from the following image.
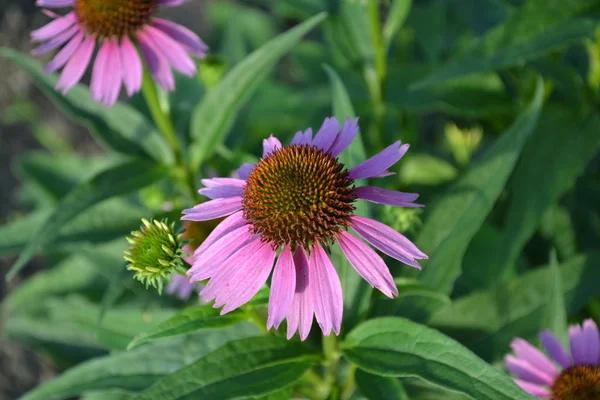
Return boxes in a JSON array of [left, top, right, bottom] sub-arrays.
[[182, 117, 427, 340], [506, 319, 600, 399], [31, 0, 208, 106]]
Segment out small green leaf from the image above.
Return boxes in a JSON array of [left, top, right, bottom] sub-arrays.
[[342, 317, 533, 400], [128, 305, 245, 349], [383, 0, 412, 53], [133, 337, 318, 400], [189, 12, 327, 170], [398, 154, 459, 186], [7, 160, 168, 280], [545, 251, 568, 346], [429, 252, 600, 362], [355, 369, 409, 400], [413, 0, 598, 88], [20, 324, 261, 400], [404, 79, 544, 313], [0, 48, 172, 163]]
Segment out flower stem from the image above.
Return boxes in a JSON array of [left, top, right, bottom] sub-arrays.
[[365, 0, 386, 150], [323, 335, 341, 399]]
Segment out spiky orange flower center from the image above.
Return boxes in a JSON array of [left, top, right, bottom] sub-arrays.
[[75, 0, 157, 38], [242, 145, 356, 250], [552, 365, 600, 400]]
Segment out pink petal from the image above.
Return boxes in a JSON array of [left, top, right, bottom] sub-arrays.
[[182, 197, 242, 221], [214, 243, 277, 314], [137, 31, 174, 91], [348, 141, 409, 180], [338, 231, 398, 298], [192, 211, 246, 258], [291, 128, 313, 146], [157, 0, 190, 5], [141, 26, 196, 76], [100, 39, 123, 107], [199, 178, 246, 199], [514, 379, 551, 399], [312, 117, 339, 153], [350, 215, 427, 269], [36, 0, 75, 7], [510, 338, 558, 379], [152, 18, 208, 57], [267, 246, 296, 330], [43, 30, 83, 73], [354, 186, 422, 208], [120, 36, 143, 96], [56, 35, 95, 94], [91, 40, 109, 102], [262, 135, 282, 157], [505, 355, 555, 386], [540, 330, 572, 369], [569, 319, 600, 365], [286, 248, 314, 341], [32, 24, 78, 55], [329, 118, 359, 157], [188, 225, 252, 281], [236, 163, 255, 180], [31, 12, 76, 41], [310, 243, 343, 336]]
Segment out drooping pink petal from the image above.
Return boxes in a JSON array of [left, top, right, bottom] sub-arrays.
[[329, 117, 359, 156], [199, 178, 246, 199], [214, 243, 277, 314], [291, 128, 313, 146], [182, 197, 242, 221], [152, 18, 208, 57], [338, 231, 398, 298], [569, 319, 600, 365], [312, 117, 339, 153], [236, 163, 255, 180], [514, 379, 551, 399], [262, 135, 282, 157], [120, 36, 143, 96], [310, 243, 343, 336], [286, 248, 314, 341], [56, 35, 95, 94], [510, 338, 558, 379], [167, 274, 195, 301], [100, 39, 123, 106], [504, 355, 555, 386], [348, 141, 409, 180], [540, 330, 572, 369], [157, 0, 191, 5], [192, 211, 246, 259], [36, 0, 75, 7], [91, 40, 109, 102], [354, 186, 422, 208], [267, 246, 296, 330], [138, 31, 175, 91], [141, 26, 197, 76], [43, 30, 83, 73], [350, 215, 427, 269], [32, 24, 78, 55], [31, 11, 76, 41], [200, 239, 263, 302], [188, 225, 252, 281]]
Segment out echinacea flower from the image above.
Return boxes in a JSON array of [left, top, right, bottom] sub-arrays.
[[181, 117, 427, 340], [31, 0, 208, 106], [506, 319, 600, 399]]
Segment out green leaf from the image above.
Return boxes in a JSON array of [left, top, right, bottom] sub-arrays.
[[133, 337, 318, 400], [249, 387, 294, 400], [0, 48, 172, 163], [189, 12, 327, 170], [342, 317, 533, 400], [412, 0, 598, 88], [383, 0, 412, 53], [355, 370, 409, 400], [398, 154, 459, 186], [429, 252, 600, 362], [128, 305, 245, 349], [406, 79, 544, 307], [7, 160, 168, 280], [471, 107, 600, 285], [323, 1, 373, 67], [544, 251, 568, 346], [20, 323, 261, 400], [324, 65, 371, 331]]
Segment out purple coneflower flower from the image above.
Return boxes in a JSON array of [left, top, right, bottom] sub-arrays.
[[506, 319, 600, 399], [31, 0, 208, 106], [182, 117, 427, 340]]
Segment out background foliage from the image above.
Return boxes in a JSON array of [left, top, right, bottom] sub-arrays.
[[1, 0, 600, 399]]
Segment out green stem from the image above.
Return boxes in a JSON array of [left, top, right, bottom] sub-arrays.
[[323, 335, 341, 399], [340, 364, 356, 400], [141, 71, 199, 202], [365, 0, 386, 150], [368, 0, 386, 82]]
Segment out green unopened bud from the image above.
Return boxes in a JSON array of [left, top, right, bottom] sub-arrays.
[[125, 218, 185, 294], [444, 123, 483, 166]]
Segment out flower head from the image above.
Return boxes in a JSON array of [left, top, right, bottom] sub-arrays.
[[181, 117, 427, 340], [506, 319, 600, 399], [125, 218, 185, 293], [31, 0, 208, 106]]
